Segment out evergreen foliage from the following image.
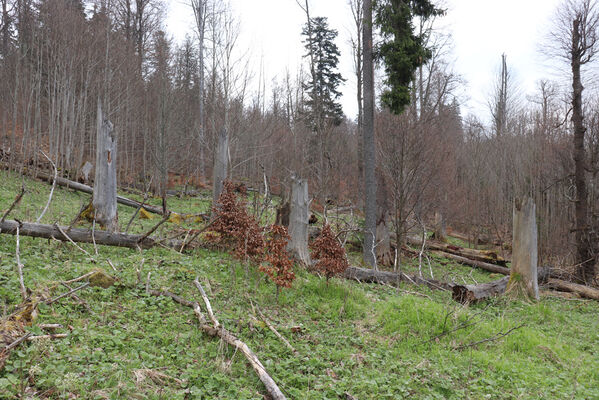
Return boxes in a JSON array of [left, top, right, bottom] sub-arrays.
[[374, 0, 444, 114]]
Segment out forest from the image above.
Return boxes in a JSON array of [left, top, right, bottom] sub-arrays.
[[0, 0, 598, 398]]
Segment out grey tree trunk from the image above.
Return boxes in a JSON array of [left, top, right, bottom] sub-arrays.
[[211, 127, 228, 216], [288, 176, 310, 265], [507, 197, 538, 300], [362, 0, 376, 268], [375, 209, 392, 266], [93, 101, 118, 232], [433, 211, 447, 242]]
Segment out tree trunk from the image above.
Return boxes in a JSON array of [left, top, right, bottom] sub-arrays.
[[571, 17, 594, 284], [362, 0, 376, 268], [211, 127, 228, 218], [344, 266, 453, 291], [288, 176, 310, 265], [0, 219, 185, 250], [93, 101, 118, 232], [375, 209, 392, 266], [433, 211, 447, 242], [507, 197, 539, 300]]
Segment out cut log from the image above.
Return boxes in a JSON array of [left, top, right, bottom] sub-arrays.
[[507, 197, 539, 300], [343, 266, 453, 291], [0, 219, 185, 250], [93, 101, 118, 232], [431, 251, 510, 275], [288, 176, 310, 265]]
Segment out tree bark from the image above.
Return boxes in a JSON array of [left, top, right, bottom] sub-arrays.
[[362, 0, 376, 268], [0, 219, 184, 250], [344, 265, 453, 291], [571, 17, 594, 284], [93, 101, 118, 232], [375, 209, 393, 266], [211, 127, 228, 218], [288, 176, 310, 265], [430, 251, 510, 275], [507, 197, 539, 300]]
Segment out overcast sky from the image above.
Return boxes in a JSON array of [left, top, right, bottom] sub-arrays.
[[166, 0, 565, 123]]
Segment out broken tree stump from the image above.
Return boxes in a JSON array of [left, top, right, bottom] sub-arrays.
[[507, 197, 539, 300], [93, 101, 118, 232], [288, 176, 310, 265]]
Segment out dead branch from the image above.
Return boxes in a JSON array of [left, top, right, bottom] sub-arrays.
[[36, 151, 57, 222], [1, 184, 25, 223], [193, 278, 219, 329], [54, 223, 94, 260], [453, 323, 525, 350], [137, 212, 171, 244], [15, 225, 27, 300], [257, 307, 298, 355], [4, 332, 32, 351], [27, 333, 68, 341], [46, 282, 90, 305]]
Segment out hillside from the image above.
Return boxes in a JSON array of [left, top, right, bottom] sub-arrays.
[[1, 171, 599, 399]]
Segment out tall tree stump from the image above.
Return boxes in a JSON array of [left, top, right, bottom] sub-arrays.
[[288, 176, 310, 266], [211, 127, 229, 218], [507, 197, 538, 300], [93, 101, 118, 232], [433, 211, 447, 242]]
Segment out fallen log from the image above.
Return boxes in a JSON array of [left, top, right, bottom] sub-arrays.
[[406, 235, 508, 266], [0, 219, 185, 250], [431, 251, 510, 275], [343, 266, 453, 291], [453, 267, 552, 304], [34, 171, 165, 215], [545, 279, 599, 301]]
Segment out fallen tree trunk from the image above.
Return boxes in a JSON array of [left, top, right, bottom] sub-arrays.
[[406, 235, 508, 266], [343, 266, 453, 291], [546, 278, 599, 301], [35, 171, 165, 215], [453, 267, 552, 304], [431, 251, 510, 275], [0, 220, 184, 250]]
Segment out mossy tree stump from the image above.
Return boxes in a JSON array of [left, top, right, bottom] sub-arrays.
[[507, 197, 539, 300]]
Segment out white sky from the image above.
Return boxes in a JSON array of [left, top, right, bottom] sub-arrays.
[[166, 0, 565, 123]]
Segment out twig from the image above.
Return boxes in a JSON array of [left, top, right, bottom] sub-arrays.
[[2, 184, 25, 223], [46, 282, 90, 305], [193, 278, 219, 329], [180, 215, 222, 250], [454, 324, 525, 350], [67, 201, 91, 232], [145, 272, 151, 295], [27, 333, 68, 341], [4, 332, 32, 351], [54, 223, 94, 260], [36, 151, 57, 222], [60, 282, 92, 312], [62, 271, 96, 284], [137, 212, 171, 244], [91, 219, 99, 256], [257, 308, 298, 355], [107, 259, 117, 272], [125, 196, 148, 233], [38, 323, 63, 330], [15, 225, 27, 300]]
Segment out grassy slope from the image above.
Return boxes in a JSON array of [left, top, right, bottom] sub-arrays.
[[0, 170, 598, 399]]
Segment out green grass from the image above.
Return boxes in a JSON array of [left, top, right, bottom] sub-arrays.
[[1, 170, 599, 399]]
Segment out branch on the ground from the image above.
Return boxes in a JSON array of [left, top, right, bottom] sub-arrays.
[[36, 151, 57, 222], [1, 185, 25, 223]]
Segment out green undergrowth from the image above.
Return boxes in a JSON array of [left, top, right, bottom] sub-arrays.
[[1, 171, 598, 399]]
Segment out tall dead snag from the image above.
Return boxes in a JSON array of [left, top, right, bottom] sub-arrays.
[[507, 197, 539, 300], [211, 128, 229, 219], [93, 101, 118, 232], [433, 211, 447, 242], [288, 176, 310, 265]]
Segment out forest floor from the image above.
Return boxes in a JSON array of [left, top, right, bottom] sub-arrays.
[[1, 170, 598, 399]]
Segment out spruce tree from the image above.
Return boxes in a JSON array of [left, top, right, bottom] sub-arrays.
[[374, 0, 444, 114], [302, 16, 345, 131]]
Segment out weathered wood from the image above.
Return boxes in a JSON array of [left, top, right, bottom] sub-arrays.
[[508, 197, 539, 300], [343, 266, 453, 291], [288, 176, 310, 265], [406, 235, 508, 266], [546, 278, 599, 301], [431, 251, 510, 275], [433, 211, 447, 242], [211, 127, 229, 219], [93, 101, 118, 232], [35, 171, 165, 215], [0, 219, 184, 250], [453, 267, 551, 304], [375, 209, 393, 266]]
